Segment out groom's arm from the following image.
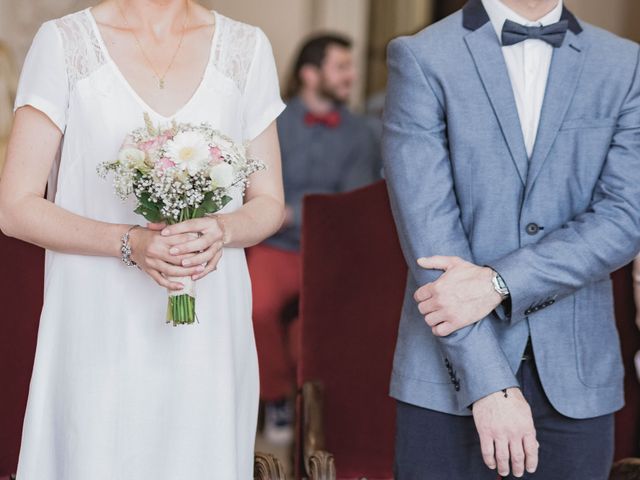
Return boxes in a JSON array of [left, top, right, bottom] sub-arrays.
[[490, 48, 640, 324], [383, 38, 518, 409]]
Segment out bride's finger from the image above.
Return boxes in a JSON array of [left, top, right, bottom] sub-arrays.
[[181, 242, 222, 267], [148, 269, 183, 291], [161, 218, 211, 237], [168, 235, 216, 256], [153, 260, 205, 278], [192, 249, 223, 281], [159, 251, 196, 267], [147, 222, 167, 231], [163, 232, 200, 246]]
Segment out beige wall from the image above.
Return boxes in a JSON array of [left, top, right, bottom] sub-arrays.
[[368, 0, 434, 96], [565, 0, 639, 42], [1, 0, 639, 110], [0, 0, 371, 106], [209, 0, 370, 106]]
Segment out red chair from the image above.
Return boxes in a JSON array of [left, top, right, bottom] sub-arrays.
[[612, 265, 640, 460], [295, 181, 640, 479], [296, 181, 407, 479], [0, 234, 44, 478]]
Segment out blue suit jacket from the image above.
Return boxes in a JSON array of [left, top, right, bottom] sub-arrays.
[[382, 0, 640, 418]]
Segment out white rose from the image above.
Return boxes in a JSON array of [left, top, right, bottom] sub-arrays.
[[118, 147, 147, 171], [209, 162, 234, 188]]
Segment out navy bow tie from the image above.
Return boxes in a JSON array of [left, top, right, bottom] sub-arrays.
[[501, 19, 569, 48]]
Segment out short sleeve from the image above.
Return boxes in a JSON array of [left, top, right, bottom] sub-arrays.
[[242, 28, 285, 142], [14, 21, 69, 133]]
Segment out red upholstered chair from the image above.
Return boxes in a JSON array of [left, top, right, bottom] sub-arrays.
[[296, 181, 407, 480], [0, 234, 44, 478], [294, 180, 640, 478], [612, 265, 640, 460]]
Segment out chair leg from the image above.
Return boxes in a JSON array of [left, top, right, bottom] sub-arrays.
[[254, 452, 287, 480], [308, 450, 336, 480], [302, 381, 337, 480]]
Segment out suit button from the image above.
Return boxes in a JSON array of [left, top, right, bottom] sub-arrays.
[[526, 223, 541, 235]]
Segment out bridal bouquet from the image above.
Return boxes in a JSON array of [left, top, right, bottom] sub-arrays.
[[98, 113, 264, 326]]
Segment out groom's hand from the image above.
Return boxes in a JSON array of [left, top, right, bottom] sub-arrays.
[[414, 256, 503, 336], [473, 388, 539, 477]]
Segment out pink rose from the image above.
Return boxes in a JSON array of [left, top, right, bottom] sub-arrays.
[[159, 157, 176, 171], [158, 132, 173, 145], [209, 146, 223, 165], [140, 139, 158, 152]]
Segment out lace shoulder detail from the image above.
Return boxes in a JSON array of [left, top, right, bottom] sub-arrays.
[[211, 14, 258, 94], [54, 10, 107, 91]]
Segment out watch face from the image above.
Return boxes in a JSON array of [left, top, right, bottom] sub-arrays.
[[493, 274, 509, 296]]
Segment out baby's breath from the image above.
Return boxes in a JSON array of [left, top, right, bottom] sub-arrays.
[[97, 115, 266, 224]]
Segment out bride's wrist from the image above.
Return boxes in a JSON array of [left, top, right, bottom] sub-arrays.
[[211, 214, 231, 246], [118, 225, 142, 266]]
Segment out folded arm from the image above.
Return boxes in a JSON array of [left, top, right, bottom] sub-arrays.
[[383, 38, 518, 409], [490, 48, 640, 323]]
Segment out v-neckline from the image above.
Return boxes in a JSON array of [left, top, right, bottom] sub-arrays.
[[85, 7, 220, 121]]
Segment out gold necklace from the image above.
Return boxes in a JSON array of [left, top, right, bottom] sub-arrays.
[[117, 1, 189, 90]]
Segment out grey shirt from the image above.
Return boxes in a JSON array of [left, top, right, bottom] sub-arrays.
[[265, 96, 380, 252]]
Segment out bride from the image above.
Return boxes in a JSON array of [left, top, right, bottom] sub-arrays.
[[0, 0, 285, 478]]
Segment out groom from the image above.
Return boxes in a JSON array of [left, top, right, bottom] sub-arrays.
[[383, 0, 640, 478]]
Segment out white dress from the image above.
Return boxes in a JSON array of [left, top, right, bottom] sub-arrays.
[[13, 9, 285, 480]]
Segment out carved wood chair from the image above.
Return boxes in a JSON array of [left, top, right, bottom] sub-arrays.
[[296, 181, 407, 479], [0, 234, 288, 480], [295, 183, 640, 478], [254, 453, 288, 480]]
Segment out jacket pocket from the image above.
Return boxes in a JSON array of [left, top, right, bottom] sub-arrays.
[[573, 278, 624, 388], [560, 117, 617, 130]]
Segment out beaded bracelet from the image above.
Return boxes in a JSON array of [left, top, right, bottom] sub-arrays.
[[121, 225, 141, 268]]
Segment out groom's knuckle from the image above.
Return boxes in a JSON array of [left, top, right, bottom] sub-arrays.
[[496, 452, 509, 462], [512, 452, 525, 463]]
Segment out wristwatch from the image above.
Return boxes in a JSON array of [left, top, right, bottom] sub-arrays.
[[491, 270, 510, 299]]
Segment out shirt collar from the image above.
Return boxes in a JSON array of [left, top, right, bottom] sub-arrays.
[[481, 0, 563, 38]]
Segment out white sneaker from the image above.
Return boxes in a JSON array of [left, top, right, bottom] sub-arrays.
[[264, 399, 294, 446]]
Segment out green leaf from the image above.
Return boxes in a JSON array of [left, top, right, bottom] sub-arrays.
[[134, 205, 164, 223], [220, 195, 233, 208]]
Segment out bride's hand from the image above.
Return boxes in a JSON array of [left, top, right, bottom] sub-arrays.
[[155, 217, 226, 282], [129, 226, 205, 290]]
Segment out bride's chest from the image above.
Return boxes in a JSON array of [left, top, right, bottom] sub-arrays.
[[69, 65, 243, 142]]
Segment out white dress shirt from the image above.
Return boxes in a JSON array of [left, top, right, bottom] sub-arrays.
[[481, 0, 564, 157]]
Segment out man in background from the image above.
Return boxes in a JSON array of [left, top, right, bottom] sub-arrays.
[[249, 34, 378, 444]]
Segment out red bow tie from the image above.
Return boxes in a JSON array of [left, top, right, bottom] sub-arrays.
[[304, 111, 342, 128]]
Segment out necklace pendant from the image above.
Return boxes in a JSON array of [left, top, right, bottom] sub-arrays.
[[159, 79, 165, 89]]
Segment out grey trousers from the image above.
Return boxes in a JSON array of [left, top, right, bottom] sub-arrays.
[[394, 344, 615, 480]]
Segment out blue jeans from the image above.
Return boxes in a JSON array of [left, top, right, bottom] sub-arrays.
[[394, 344, 615, 480]]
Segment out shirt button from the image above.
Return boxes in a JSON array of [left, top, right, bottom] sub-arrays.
[[526, 223, 541, 235]]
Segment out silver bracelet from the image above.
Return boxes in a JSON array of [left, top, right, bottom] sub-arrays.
[[121, 225, 140, 268]]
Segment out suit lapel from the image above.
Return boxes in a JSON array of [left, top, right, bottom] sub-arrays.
[[525, 31, 587, 195], [465, 24, 529, 185]]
